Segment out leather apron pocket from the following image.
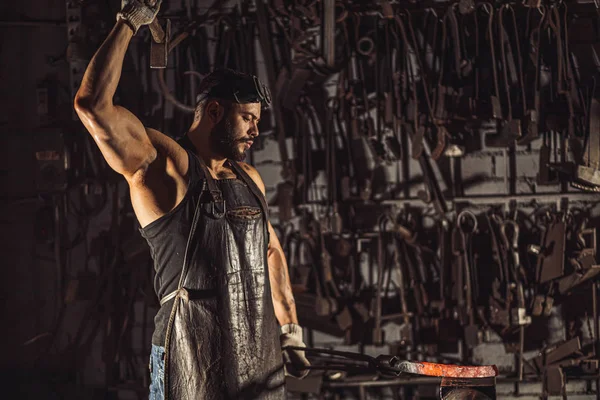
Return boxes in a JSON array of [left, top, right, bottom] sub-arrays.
[[227, 206, 262, 222]]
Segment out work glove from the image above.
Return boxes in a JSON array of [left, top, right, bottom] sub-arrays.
[[116, 0, 162, 34], [280, 323, 311, 379]]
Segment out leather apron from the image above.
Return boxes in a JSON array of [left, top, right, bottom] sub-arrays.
[[161, 153, 285, 399]]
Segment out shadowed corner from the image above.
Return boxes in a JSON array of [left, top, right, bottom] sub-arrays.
[[233, 363, 286, 399]]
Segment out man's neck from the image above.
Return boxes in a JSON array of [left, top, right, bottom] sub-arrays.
[[202, 154, 229, 172], [187, 132, 229, 172]]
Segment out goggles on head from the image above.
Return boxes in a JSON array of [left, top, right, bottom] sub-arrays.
[[196, 74, 272, 110]]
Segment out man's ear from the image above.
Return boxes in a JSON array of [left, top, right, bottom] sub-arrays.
[[205, 100, 225, 124]]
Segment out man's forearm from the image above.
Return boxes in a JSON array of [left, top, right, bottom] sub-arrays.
[[75, 20, 134, 107], [268, 247, 299, 326]]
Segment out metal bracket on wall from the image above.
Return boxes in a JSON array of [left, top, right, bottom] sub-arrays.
[[381, 191, 600, 214]]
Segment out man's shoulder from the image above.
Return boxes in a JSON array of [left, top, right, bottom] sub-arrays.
[[235, 161, 265, 195], [237, 161, 257, 174], [146, 128, 186, 156]]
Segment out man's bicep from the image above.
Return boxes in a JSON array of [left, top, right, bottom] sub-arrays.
[[78, 103, 157, 178], [267, 221, 284, 251]]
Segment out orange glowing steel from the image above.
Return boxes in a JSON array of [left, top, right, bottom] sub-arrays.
[[415, 362, 498, 378]]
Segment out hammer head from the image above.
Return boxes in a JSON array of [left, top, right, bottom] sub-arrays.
[[150, 19, 170, 69]]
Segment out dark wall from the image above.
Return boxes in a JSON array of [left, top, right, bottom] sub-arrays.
[[1, 2, 104, 398]]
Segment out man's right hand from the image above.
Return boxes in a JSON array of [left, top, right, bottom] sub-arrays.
[[117, 0, 162, 34]]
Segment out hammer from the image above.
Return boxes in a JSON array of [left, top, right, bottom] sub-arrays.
[[148, 18, 170, 69]]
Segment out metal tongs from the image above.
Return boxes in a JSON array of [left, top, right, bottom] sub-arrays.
[[284, 346, 498, 379]]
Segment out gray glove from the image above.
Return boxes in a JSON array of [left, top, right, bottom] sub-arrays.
[[280, 323, 311, 379], [116, 0, 162, 34]]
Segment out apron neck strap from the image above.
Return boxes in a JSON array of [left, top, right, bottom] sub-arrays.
[[228, 160, 270, 220], [179, 135, 223, 202], [195, 155, 223, 202]]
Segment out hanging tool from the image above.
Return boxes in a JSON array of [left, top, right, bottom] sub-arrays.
[[458, 211, 480, 351], [574, 97, 600, 189], [500, 220, 531, 381]]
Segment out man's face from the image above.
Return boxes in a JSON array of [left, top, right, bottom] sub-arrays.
[[210, 102, 261, 162]]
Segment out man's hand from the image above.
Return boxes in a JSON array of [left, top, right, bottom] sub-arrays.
[[280, 323, 311, 379], [117, 0, 162, 34]]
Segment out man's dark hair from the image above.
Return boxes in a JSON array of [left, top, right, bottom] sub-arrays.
[[196, 69, 253, 98], [193, 68, 271, 121]]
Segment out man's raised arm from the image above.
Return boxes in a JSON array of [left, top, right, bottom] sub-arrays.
[[74, 1, 161, 180]]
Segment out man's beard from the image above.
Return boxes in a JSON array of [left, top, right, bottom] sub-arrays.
[[210, 117, 248, 162]]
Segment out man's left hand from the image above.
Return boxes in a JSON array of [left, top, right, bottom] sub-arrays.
[[280, 323, 311, 379]]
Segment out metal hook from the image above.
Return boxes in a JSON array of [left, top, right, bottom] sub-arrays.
[[538, 4, 546, 16], [500, 220, 519, 249], [457, 210, 478, 234], [477, 2, 493, 16], [326, 97, 340, 111]]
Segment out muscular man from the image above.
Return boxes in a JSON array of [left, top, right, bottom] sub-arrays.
[[74, 1, 310, 398]]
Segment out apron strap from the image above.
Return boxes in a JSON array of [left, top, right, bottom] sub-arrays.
[[195, 156, 223, 202], [228, 160, 270, 220], [178, 135, 223, 202], [228, 160, 272, 246], [160, 289, 180, 306]]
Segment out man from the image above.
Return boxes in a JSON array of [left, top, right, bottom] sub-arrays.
[[74, 1, 310, 398]]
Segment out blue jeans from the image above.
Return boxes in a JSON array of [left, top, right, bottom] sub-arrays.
[[149, 344, 165, 400]]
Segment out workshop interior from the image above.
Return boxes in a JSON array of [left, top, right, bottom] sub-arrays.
[[1, 0, 600, 399]]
